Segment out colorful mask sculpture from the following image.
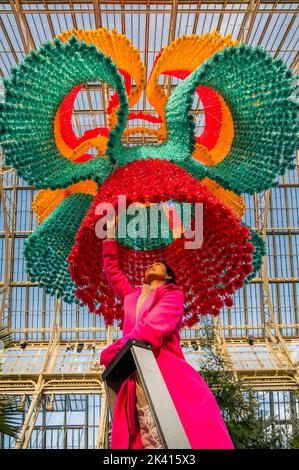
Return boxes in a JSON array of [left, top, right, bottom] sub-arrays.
[[0, 28, 298, 329]]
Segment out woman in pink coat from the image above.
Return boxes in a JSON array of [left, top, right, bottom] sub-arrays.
[[99, 225, 235, 449]]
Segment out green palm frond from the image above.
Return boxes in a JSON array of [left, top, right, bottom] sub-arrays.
[[0, 395, 23, 438], [0, 324, 13, 349], [0, 324, 23, 438]]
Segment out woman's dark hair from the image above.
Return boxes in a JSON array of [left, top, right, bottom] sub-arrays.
[[158, 260, 177, 285]]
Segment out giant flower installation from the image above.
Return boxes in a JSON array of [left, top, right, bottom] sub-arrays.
[[0, 28, 298, 329]]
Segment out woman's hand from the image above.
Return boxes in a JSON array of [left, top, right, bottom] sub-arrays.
[[105, 212, 118, 240]]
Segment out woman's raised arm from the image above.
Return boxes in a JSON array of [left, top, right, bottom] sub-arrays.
[[102, 238, 136, 303]]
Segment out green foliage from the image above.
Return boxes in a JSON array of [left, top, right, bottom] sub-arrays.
[[0, 323, 13, 349], [0, 325, 22, 438], [0, 395, 22, 439], [198, 316, 299, 448], [287, 418, 299, 449]]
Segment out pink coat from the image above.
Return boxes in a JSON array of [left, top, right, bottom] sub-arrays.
[[100, 240, 235, 449]]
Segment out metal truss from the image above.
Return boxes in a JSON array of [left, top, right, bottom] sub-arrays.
[[255, 182, 299, 385], [0, 157, 15, 325]]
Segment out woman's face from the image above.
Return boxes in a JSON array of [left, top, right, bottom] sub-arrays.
[[144, 261, 170, 284]]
